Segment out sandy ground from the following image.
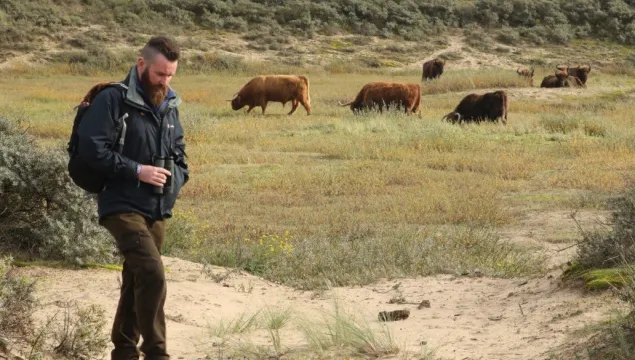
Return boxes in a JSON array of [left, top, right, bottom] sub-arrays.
[[15, 209, 627, 360]]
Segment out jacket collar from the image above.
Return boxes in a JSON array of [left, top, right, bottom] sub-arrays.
[[123, 66, 181, 109]]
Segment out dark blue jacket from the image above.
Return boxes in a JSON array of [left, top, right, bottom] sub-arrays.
[[77, 65, 189, 221]]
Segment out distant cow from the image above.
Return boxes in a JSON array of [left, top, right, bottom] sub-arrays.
[[339, 82, 421, 114], [517, 66, 534, 86], [566, 65, 591, 85], [540, 70, 569, 88], [442, 90, 508, 125], [422, 58, 445, 81], [540, 70, 584, 88], [516, 66, 534, 78], [228, 75, 311, 115]]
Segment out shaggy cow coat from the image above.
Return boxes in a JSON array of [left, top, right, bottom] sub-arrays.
[[229, 75, 311, 115], [442, 90, 508, 125], [339, 82, 421, 114]]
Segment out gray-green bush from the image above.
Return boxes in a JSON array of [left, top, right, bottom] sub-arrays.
[[576, 186, 635, 270], [0, 116, 115, 265]]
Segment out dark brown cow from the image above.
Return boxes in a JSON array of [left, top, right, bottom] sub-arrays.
[[339, 82, 421, 114], [566, 65, 591, 85], [422, 58, 445, 81], [442, 90, 508, 125], [540, 70, 569, 88], [565, 75, 585, 88], [228, 75, 311, 115]]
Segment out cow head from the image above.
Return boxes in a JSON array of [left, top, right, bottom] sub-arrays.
[[434, 58, 445, 74], [556, 65, 569, 75], [573, 65, 591, 84], [442, 112, 461, 124], [555, 70, 568, 86], [227, 93, 244, 110]]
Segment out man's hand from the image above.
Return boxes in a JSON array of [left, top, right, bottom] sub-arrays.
[[137, 165, 171, 187]]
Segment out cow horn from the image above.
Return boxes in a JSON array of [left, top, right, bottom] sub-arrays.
[[226, 93, 238, 101], [338, 101, 353, 107]]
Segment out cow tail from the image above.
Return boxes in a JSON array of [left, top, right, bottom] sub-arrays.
[[300, 76, 310, 104]]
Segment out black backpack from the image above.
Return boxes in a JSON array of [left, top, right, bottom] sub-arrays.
[[67, 82, 129, 194]]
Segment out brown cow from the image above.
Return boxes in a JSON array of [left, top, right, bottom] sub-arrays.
[[228, 75, 311, 115], [565, 75, 585, 88], [442, 90, 508, 125], [516, 66, 534, 78], [516, 66, 534, 86], [540, 70, 569, 88], [422, 58, 445, 81], [339, 82, 421, 114], [566, 65, 591, 85]]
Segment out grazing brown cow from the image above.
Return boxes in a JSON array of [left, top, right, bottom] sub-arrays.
[[516, 66, 534, 86], [566, 65, 591, 85], [516, 66, 534, 78], [540, 70, 570, 88], [228, 75, 311, 115], [422, 58, 445, 81], [442, 90, 508, 125], [339, 82, 421, 114]]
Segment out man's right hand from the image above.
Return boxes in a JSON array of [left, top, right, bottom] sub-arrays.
[[137, 165, 171, 187]]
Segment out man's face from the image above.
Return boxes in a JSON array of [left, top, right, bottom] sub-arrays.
[[138, 54, 177, 106]]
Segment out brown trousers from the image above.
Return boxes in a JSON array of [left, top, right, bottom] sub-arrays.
[[100, 212, 169, 360]]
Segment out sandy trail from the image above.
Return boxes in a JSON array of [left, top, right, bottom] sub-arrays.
[[19, 210, 625, 360]]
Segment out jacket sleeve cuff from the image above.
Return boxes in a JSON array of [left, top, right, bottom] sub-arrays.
[[124, 159, 140, 180]]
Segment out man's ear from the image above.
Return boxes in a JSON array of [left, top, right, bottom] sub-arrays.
[[137, 57, 145, 72]]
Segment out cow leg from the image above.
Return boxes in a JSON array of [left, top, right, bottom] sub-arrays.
[[261, 101, 268, 115], [246, 105, 255, 113], [288, 100, 299, 115], [300, 98, 311, 115]]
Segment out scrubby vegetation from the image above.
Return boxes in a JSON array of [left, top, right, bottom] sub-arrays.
[[560, 185, 635, 358], [3, 0, 635, 50], [0, 115, 116, 265], [0, 257, 109, 359]]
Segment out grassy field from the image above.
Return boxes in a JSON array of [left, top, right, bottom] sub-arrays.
[[2, 66, 635, 289]]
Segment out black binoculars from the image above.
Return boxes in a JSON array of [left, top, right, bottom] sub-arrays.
[[152, 155, 174, 195]]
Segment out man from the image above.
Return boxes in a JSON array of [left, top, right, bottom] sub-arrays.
[[77, 36, 189, 360]]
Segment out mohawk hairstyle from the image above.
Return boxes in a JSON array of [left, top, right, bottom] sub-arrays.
[[142, 36, 180, 62]]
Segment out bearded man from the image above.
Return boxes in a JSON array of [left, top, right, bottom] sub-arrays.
[[77, 35, 189, 360]]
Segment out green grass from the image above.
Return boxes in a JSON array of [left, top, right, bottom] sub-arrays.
[[2, 68, 635, 289], [207, 300, 401, 359]]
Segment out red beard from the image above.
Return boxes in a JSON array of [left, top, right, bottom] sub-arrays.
[[141, 68, 168, 106]]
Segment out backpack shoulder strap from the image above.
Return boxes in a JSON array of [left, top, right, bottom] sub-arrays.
[[106, 82, 130, 153]]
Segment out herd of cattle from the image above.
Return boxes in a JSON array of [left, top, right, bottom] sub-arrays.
[[224, 58, 590, 125]]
